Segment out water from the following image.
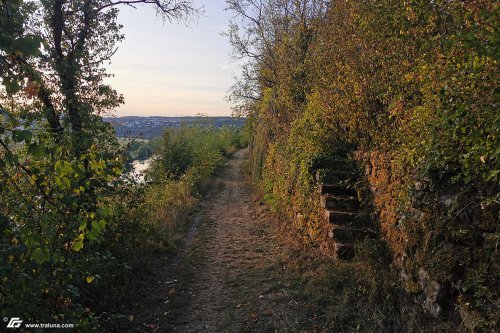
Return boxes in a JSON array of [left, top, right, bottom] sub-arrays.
[[129, 158, 153, 182]]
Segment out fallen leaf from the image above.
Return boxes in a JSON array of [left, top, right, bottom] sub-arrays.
[[166, 288, 176, 297], [249, 313, 258, 321], [236, 303, 246, 308]]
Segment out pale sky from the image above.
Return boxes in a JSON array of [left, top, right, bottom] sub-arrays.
[[106, 0, 240, 116]]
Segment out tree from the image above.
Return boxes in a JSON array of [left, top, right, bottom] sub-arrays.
[[0, 0, 200, 326], [226, 0, 326, 118], [2, 0, 200, 151]]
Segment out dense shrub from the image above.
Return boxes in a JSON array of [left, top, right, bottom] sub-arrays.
[[0, 0, 200, 329], [140, 124, 246, 249], [228, 0, 498, 329]]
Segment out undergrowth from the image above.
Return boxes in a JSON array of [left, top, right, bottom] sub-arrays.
[[272, 218, 466, 333]]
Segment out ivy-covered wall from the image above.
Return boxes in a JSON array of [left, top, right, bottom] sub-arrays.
[[229, 0, 498, 329]]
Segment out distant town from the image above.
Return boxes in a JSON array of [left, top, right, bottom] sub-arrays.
[[104, 116, 247, 138]]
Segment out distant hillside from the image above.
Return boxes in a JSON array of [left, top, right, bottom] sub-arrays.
[[104, 116, 246, 138]]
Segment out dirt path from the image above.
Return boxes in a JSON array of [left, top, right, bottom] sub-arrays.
[[153, 148, 305, 332], [128, 149, 451, 333]]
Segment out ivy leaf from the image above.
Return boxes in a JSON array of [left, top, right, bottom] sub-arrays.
[[32, 248, 50, 264], [25, 233, 41, 249], [88, 228, 98, 241], [101, 206, 113, 218]]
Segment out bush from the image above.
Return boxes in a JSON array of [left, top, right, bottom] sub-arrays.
[[139, 123, 246, 249], [229, 0, 498, 329]]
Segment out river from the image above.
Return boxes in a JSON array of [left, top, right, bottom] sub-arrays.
[[128, 158, 153, 182]]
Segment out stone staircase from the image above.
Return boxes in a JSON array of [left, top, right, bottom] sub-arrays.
[[314, 156, 375, 260]]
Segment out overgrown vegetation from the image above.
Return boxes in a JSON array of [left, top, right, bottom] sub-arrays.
[[1, 0, 497, 330], [141, 124, 247, 250], [227, 0, 498, 330], [95, 123, 246, 331], [0, 0, 222, 330], [125, 139, 156, 161]]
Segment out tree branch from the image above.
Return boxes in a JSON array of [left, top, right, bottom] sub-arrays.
[[96, 0, 201, 22]]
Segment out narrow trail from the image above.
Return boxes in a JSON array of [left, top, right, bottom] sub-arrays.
[[157, 148, 305, 332]]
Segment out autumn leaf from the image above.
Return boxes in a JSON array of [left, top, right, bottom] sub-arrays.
[[24, 80, 40, 98]]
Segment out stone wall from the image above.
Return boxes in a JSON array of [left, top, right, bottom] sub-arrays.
[[354, 149, 499, 329]]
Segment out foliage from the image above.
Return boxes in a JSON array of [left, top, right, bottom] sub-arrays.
[[0, 0, 199, 329], [124, 139, 156, 161], [228, 0, 499, 329], [142, 123, 246, 249], [0, 107, 125, 328]]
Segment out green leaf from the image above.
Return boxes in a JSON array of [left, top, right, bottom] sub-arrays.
[[27, 142, 46, 160], [101, 206, 113, 217], [12, 129, 32, 143], [5, 151, 19, 166], [32, 248, 50, 264], [72, 234, 84, 251], [88, 228, 98, 241], [3, 78, 21, 94], [12, 35, 42, 56], [25, 233, 41, 248], [0, 107, 17, 125], [55, 175, 70, 190], [89, 219, 106, 240], [92, 219, 106, 232], [0, 33, 13, 50], [55, 160, 73, 175]]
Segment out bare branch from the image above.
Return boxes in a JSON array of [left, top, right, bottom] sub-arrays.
[[96, 0, 203, 23]]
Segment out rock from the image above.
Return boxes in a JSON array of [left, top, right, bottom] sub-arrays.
[[418, 268, 450, 318], [443, 198, 454, 208]]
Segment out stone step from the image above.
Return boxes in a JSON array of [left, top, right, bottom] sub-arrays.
[[325, 210, 370, 227], [333, 242, 355, 260], [315, 169, 358, 184], [318, 184, 357, 197], [320, 194, 360, 210], [328, 226, 375, 242]]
